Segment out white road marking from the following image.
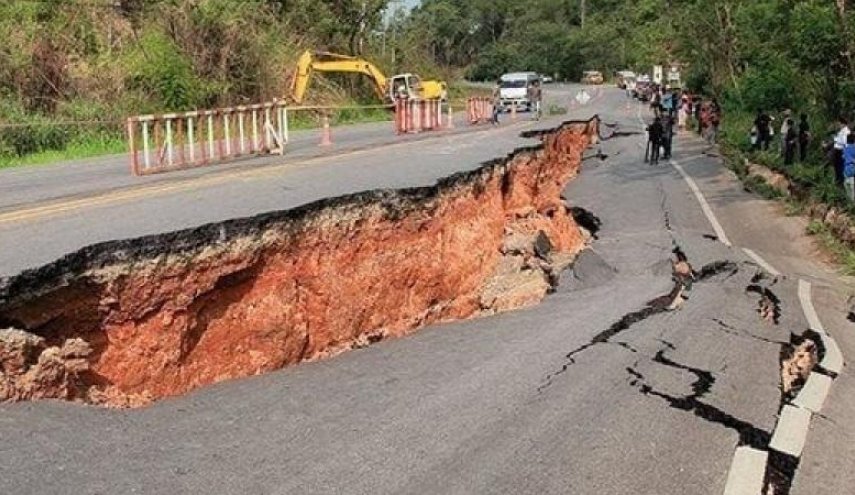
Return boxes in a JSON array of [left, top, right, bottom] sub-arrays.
[[797, 279, 824, 333], [741, 248, 781, 277], [796, 279, 844, 371], [723, 446, 768, 495], [769, 405, 812, 457], [669, 159, 732, 246], [792, 372, 833, 413]]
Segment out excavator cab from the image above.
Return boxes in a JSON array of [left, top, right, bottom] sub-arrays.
[[388, 74, 422, 100]]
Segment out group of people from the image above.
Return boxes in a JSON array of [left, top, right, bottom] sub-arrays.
[[751, 110, 811, 165], [645, 86, 721, 165], [752, 111, 855, 201]]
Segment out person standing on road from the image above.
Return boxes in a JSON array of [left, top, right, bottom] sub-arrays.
[[833, 116, 850, 185], [844, 133, 855, 201], [798, 114, 811, 162], [707, 100, 721, 146], [491, 80, 501, 125], [528, 80, 543, 120], [678, 95, 689, 131], [784, 118, 798, 165], [651, 87, 662, 117], [647, 116, 664, 165], [662, 113, 674, 160]]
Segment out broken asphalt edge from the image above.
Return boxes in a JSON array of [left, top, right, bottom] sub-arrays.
[[0, 116, 601, 311]]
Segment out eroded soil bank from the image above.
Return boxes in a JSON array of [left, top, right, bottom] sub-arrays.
[[0, 118, 598, 407]]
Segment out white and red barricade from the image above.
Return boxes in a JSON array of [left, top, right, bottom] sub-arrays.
[[394, 98, 444, 134], [467, 97, 494, 125]]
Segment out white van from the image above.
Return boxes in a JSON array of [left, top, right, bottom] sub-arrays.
[[499, 72, 540, 112]]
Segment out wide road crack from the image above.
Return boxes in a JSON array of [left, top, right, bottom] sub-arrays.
[[626, 352, 770, 449]]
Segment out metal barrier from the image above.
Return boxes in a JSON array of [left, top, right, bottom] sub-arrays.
[[126, 101, 288, 176], [394, 98, 444, 134], [467, 97, 494, 125]]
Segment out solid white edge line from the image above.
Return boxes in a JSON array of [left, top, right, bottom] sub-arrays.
[[797, 280, 825, 333], [723, 446, 768, 495], [670, 159, 733, 246], [821, 334, 844, 375], [741, 248, 781, 277]]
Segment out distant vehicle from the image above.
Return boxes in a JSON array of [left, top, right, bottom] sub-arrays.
[[582, 70, 604, 85], [667, 68, 681, 88], [615, 70, 636, 89], [632, 74, 651, 99], [541, 75, 554, 83], [499, 72, 540, 112]]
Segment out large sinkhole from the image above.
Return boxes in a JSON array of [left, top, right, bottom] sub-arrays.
[[0, 118, 599, 407]]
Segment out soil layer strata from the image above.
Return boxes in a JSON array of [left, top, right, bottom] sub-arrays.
[[0, 118, 598, 407]]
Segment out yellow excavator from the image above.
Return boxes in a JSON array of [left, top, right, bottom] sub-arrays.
[[289, 50, 448, 104]]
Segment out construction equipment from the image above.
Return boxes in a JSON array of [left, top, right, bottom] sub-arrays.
[[289, 50, 448, 104]]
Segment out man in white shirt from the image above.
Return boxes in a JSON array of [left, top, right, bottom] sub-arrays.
[[834, 117, 850, 185]]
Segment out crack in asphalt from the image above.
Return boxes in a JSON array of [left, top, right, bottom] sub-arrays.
[[710, 318, 783, 345], [537, 253, 740, 392], [626, 357, 770, 449], [652, 349, 715, 399]]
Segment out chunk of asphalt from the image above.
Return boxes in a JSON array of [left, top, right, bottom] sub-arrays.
[[562, 249, 617, 291], [769, 405, 812, 457], [533, 230, 552, 261], [723, 446, 768, 495]]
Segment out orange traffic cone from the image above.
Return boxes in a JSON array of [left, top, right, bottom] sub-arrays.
[[319, 114, 332, 146]]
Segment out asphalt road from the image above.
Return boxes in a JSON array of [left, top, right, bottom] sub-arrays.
[[0, 85, 851, 494]]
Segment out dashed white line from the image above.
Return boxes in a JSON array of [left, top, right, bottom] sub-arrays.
[[792, 372, 833, 413], [723, 446, 768, 495], [669, 159, 732, 246], [741, 247, 781, 277], [769, 405, 813, 457]]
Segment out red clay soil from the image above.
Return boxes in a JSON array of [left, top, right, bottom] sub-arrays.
[[0, 119, 597, 407]]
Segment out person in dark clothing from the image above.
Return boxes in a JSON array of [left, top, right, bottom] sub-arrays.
[[798, 114, 811, 161], [754, 110, 772, 150], [647, 117, 664, 165], [784, 118, 797, 165], [662, 114, 674, 159]]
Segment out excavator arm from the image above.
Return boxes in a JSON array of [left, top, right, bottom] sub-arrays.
[[290, 50, 389, 104]]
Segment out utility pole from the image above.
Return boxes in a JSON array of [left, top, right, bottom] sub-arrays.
[[580, 0, 586, 28]]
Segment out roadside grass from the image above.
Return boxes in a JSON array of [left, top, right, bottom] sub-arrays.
[[0, 134, 126, 169], [0, 104, 395, 170], [0, 82, 501, 170], [718, 110, 855, 273], [805, 219, 855, 275]]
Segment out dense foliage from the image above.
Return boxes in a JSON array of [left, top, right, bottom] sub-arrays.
[[4, 0, 855, 165]]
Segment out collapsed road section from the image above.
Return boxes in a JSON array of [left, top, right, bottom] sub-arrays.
[[0, 118, 599, 407]]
